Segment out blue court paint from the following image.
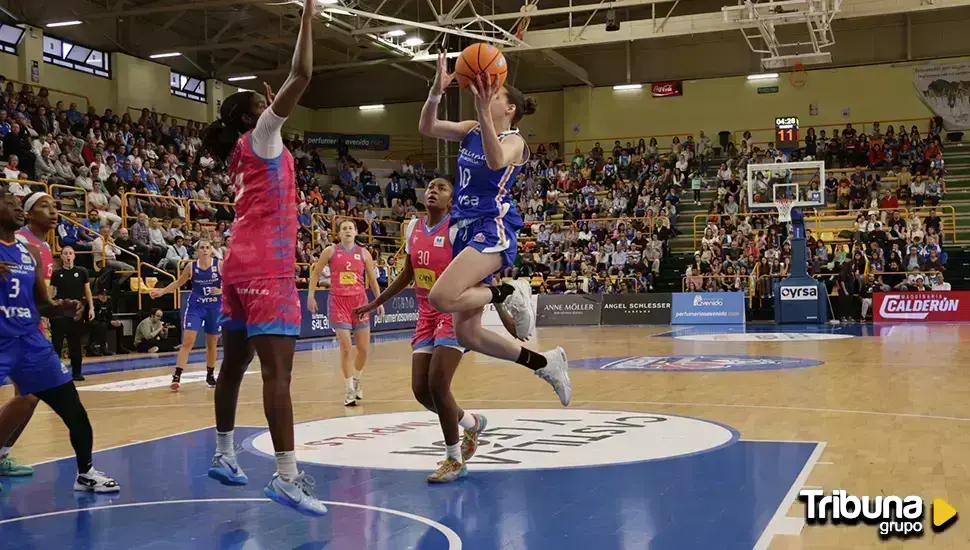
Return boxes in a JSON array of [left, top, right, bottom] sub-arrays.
[[0, 330, 415, 385], [655, 324, 885, 338], [572, 355, 823, 371], [0, 424, 822, 550]]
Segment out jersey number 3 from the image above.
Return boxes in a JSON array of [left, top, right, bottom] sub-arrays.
[[8, 278, 19, 299]]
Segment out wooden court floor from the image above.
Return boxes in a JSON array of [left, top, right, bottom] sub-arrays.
[[2, 324, 969, 549]]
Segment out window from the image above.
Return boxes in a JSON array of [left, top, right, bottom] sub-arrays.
[[0, 25, 24, 55], [170, 71, 206, 103], [42, 35, 110, 78]]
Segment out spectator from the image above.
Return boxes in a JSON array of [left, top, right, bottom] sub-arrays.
[[93, 225, 135, 272], [134, 309, 178, 353]]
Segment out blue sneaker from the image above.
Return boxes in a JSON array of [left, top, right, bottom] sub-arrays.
[[207, 453, 248, 485], [264, 472, 328, 517], [0, 454, 34, 477]]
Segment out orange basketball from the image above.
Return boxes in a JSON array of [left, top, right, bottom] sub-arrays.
[[454, 43, 508, 90]]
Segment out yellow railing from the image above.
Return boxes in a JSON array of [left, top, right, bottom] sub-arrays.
[[542, 275, 642, 293], [683, 274, 756, 304], [693, 205, 959, 248], [311, 213, 405, 251], [121, 192, 189, 228], [0, 177, 48, 196], [185, 199, 234, 224], [10, 78, 91, 113]]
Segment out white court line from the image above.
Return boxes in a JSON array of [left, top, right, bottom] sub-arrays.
[[0, 498, 463, 549], [33, 398, 970, 423], [28, 425, 215, 467], [816, 462, 833, 465], [753, 441, 826, 550]]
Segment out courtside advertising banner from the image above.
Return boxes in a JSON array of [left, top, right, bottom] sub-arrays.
[[536, 295, 603, 326], [874, 291, 968, 322], [183, 289, 419, 348], [600, 293, 672, 325], [671, 292, 746, 325]]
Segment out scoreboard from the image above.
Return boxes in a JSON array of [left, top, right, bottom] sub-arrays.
[[775, 116, 800, 149]]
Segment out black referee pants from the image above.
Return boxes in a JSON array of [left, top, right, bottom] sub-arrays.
[[51, 318, 85, 377]]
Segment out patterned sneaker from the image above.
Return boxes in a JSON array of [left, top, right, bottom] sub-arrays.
[[206, 369, 217, 388], [170, 368, 182, 392], [0, 454, 34, 476], [428, 459, 467, 484], [344, 389, 357, 407], [535, 347, 571, 406], [264, 472, 328, 517], [74, 469, 121, 493], [207, 453, 248, 485], [461, 414, 488, 462], [353, 377, 363, 400]]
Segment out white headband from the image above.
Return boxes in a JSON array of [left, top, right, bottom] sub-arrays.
[[23, 192, 52, 212]]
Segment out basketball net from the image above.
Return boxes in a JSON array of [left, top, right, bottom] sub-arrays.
[[776, 198, 795, 223]]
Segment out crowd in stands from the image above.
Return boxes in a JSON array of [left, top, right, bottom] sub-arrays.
[[691, 118, 953, 319]]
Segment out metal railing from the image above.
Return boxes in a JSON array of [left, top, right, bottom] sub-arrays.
[[733, 117, 933, 151], [682, 274, 756, 303], [121, 192, 189, 228], [538, 276, 642, 293], [10, 78, 91, 113]]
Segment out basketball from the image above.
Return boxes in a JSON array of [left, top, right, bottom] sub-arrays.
[[454, 43, 508, 89]]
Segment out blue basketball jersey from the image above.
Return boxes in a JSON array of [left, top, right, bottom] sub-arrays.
[[189, 258, 222, 307], [0, 240, 40, 338], [454, 126, 528, 223]]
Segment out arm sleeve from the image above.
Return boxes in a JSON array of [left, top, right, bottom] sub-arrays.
[[404, 218, 418, 254], [250, 107, 286, 160]]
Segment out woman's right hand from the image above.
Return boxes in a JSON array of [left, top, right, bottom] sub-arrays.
[[352, 301, 378, 320], [307, 295, 319, 314], [149, 289, 164, 299], [431, 49, 454, 96]]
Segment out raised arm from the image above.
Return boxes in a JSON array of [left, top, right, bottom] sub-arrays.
[[418, 50, 478, 142], [265, 0, 314, 119], [470, 73, 526, 170], [149, 263, 192, 298]]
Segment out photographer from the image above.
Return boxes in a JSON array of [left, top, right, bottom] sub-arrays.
[[134, 309, 178, 353]]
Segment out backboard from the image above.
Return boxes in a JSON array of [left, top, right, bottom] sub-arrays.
[[746, 160, 825, 210]]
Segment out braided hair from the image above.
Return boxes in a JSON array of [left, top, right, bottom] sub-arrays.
[[199, 91, 258, 161]]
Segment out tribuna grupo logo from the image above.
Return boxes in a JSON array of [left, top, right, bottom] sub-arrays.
[[878, 294, 960, 320], [799, 489, 925, 538]]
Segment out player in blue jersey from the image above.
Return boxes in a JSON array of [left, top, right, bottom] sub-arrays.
[[150, 240, 222, 391], [418, 51, 571, 406], [0, 190, 119, 494]]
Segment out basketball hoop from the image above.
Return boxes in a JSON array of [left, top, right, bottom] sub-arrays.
[[776, 198, 795, 223]]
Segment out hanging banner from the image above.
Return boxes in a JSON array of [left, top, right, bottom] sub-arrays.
[[651, 81, 683, 98], [303, 132, 391, 151], [912, 62, 970, 130]]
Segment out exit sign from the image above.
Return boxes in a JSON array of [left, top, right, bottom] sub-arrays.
[[758, 86, 779, 94]]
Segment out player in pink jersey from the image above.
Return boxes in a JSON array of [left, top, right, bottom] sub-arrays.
[[0, 192, 59, 479], [308, 220, 382, 406], [354, 178, 520, 483], [198, 0, 327, 517]]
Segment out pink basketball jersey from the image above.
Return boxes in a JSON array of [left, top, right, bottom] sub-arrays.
[[405, 215, 454, 304], [16, 227, 53, 285], [222, 131, 297, 285], [329, 243, 366, 297]]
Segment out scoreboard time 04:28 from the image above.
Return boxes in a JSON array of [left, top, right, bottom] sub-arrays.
[[775, 116, 800, 149]]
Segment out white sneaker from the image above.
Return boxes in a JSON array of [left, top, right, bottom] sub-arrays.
[[74, 468, 121, 493], [264, 472, 328, 517], [344, 389, 357, 407], [353, 377, 363, 400], [535, 347, 571, 406], [503, 279, 536, 340]]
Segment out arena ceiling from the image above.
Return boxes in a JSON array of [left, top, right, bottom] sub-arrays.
[[14, 0, 970, 109]]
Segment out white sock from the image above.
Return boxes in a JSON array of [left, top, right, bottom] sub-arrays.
[[353, 371, 362, 382], [458, 412, 477, 431], [0, 446, 11, 458], [345, 377, 354, 392], [275, 451, 299, 482], [216, 430, 234, 456], [445, 443, 461, 461]]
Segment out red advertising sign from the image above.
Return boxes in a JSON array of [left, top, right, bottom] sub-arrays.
[[874, 291, 970, 322], [651, 81, 683, 97]]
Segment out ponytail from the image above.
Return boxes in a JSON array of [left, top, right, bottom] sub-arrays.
[[200, 91, 256, 161]]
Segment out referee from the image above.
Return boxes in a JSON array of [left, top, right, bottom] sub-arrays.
[[50, 247, 95, 381]]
